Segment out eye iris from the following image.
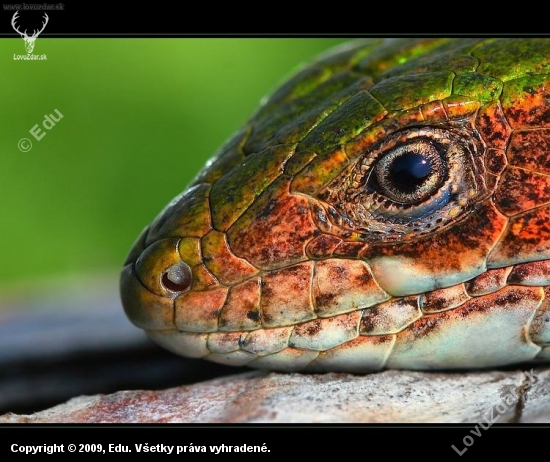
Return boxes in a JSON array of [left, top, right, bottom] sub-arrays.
[[389, 153, 432, 192], [371, 139, 446, 204]]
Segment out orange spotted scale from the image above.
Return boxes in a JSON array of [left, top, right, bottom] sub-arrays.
[[120, 38, 550, 372]]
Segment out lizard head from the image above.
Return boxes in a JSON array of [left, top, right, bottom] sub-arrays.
[[121, 39, 550, 372]]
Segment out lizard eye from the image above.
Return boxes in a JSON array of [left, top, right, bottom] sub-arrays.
[[370, 138, 446, 204], [316, 124, 487, 242]]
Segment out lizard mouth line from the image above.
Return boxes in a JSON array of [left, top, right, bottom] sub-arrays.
[[122, 255, 550, 373]]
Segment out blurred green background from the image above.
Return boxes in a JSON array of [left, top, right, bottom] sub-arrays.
[[0, 38, 347, 290]]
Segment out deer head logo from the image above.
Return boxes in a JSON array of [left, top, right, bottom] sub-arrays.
[[11, 11, 49, 54]]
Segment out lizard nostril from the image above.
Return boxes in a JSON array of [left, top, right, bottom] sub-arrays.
[[161, 262, 192, 292]]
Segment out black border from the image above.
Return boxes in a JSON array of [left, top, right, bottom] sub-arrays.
[[2, 424, 549, 457], [0, 4, 548, 36]]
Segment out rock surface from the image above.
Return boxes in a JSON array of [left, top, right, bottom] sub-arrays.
[[3, 367, 550, 423]]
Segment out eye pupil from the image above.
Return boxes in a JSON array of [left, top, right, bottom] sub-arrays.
[[389, 153, 432, 192]]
